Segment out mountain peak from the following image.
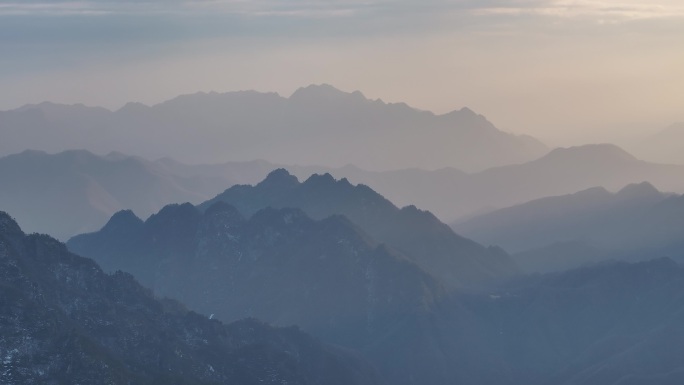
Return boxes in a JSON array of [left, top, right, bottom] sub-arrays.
[[117, 101, 149, 113], [441, 106, 499, 133], [541, 144, 638, 164], [458, 106, 476, 115], [13, 101, 61, 112], [616, 181, 661, 199], [0, 211, 23, 237], [102, 209, 143, 230], [442, 106, 478, 119], [147, 202, 200, 226], [575, 186, 611, 197], [258, 168, 300, 190], [57, 149, 99, 160], [289, 84, 366, 102], [0, 211, 26, 252], [303, 172, 338, 187]]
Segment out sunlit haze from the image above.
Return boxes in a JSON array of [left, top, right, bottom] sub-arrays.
[[2, 0, 683, 146], [6, 4, 684, 384]]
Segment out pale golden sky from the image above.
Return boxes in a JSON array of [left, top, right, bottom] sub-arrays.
[[1, 0, 683, 146]]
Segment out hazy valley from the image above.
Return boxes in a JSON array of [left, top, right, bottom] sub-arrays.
[[3, 84, 684, 384], [5, 0, 684, 381]]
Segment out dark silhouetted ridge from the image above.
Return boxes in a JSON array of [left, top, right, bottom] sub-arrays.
[[199, 170, 517, 289], [616, 181, 661, 199], [68, 200, 444, 385], [0, 211, 385, 385], [258, 167, 300, 190], [85, 209, 145, 243], [0, 211, 22, 237], [103, 209, 143, 230]]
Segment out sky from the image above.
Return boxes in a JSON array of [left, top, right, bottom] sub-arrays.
[[1, 0, 683, 146]]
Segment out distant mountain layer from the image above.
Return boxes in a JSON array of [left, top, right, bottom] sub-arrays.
[[0, 84, 548, 172], [6, 143, 684, 242], [198, 169, 517, 289], [454, 181, 668, 252], [454, 181, 684, 272], [281, 143, 684, 223], [0, 211, 383, 385], [0, 149, 275, 239]]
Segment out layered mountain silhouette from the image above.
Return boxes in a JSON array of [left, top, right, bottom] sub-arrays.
[[68, 201, 461, 385], [0, 84, 547, 172], [68, 201, 445, 334], [454, 181, 668, 252], [453, 182, 684, 272], [0, 211, 383, 385], [0, 149, 274, 239], [198, 169, 517, 288], [392, 143, 684, 221], [139, 144, 684, 228], [67, 201, 684, 384], [279, 144, 684, 223], [6, 143, 684, 242]]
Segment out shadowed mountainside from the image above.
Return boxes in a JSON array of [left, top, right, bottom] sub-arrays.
[[0, 211, 384, 385], [454, 182, 684, 272], [198, 169, 517, 289], [68, 203, 684, 384], [461, 257, 684, 385], [68, 202, 461, 385]]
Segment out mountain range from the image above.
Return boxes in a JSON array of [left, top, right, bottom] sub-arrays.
[[66, 195, 684, 384], [276, 143, 684, 223], [67, 201, 456, 385], [0, 211, 383, 385], [198, 169, 517, 288], [2, 72, 683, 385], [68, 201, 447, 332], [454, 181, 684, 272], [0, 84, 547, 172], [0, 149, 274, 239], [7, 142, 684, 241]]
